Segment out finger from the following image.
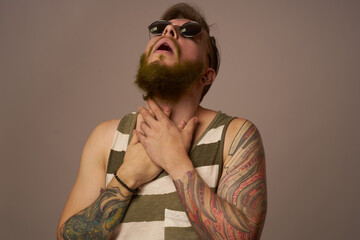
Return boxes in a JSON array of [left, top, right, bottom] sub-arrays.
[[163, 105, 171, 118], [147, 99, 167, 121], [146, 101, 156, 118], [177, 120, 186, 130], [146, 101, 170, 118], [140, 121, 151, 136], [138, 106, 157, 127], [149, 101, 171, 118], [129, 130, 140, 145], [134, 129, 146, 146], [183, 117, 198, 142]]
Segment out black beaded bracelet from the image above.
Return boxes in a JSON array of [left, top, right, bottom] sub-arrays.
[[113, 171, 138, 194]]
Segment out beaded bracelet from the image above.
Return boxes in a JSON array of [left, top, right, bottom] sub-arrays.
[[113, 171, 138, 194]]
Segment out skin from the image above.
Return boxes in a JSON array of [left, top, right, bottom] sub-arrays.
[[57, 18, 267, 239]]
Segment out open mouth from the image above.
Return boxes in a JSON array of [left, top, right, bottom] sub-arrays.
[[156, 43, 174, 54]]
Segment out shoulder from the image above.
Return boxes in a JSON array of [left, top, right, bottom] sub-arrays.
[[89, 118, 121, 147], [224, 117, 248, 145], [223, 117, 263, 163], [92, 118, 121, 137], [225, 117, 262, 140], [81, 118, 121, 169]]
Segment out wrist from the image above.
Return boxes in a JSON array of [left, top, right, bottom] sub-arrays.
[[166, 155, 195, 180], [116, 167, 141, 189], [113, 171, 138, 194]]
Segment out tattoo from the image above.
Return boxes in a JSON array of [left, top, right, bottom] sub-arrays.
[[59, 186, 131, 240], [174, 121, 267, 240]]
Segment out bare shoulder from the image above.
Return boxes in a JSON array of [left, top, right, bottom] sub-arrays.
[[223, 118, 262, 164], [85, 118, 121, 167], [91, 118, 121, 143], [76, 118, 122, 180]]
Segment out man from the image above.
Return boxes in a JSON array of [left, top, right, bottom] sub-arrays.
[[57, 3, 267, 240]]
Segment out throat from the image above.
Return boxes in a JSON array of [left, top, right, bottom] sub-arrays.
[[152, 97, 199, 127], [152, 98, 218, 143]]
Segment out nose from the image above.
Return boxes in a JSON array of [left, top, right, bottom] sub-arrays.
[[162, 24, 178, 39]]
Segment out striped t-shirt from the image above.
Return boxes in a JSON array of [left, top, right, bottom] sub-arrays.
[[105, 111, 234, 239]]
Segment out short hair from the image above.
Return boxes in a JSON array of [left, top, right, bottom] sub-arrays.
[[161, 3, 220, 102]]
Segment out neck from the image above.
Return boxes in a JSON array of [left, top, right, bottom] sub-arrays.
[[153, 95, 202, 126]]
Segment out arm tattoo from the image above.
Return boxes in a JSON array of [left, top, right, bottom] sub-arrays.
[[174, 121, 267, 240], [58, 186, 131, 240]]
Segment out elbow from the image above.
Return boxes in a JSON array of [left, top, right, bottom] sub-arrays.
[[56, 229, 62, 240], [57, 224, 65, 240], [251, 209, 267, 240]]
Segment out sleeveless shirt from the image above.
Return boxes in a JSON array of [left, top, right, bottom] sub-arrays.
[[105, 111, 235, 239]]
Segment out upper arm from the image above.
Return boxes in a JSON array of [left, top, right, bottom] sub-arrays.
[[218, 118, 267, 226], [57, 119, 120, 231]]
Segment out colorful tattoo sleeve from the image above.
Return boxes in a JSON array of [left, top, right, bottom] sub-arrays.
[[174, 121, 267, 240], [58, 186, 131, 240]]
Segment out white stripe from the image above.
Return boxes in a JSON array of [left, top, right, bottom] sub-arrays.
[[164, 209, 191, 227], [112, 131, 129, 152], [197, 125, 224, 146], [138, 165, 219, 195], [105, 174, 113, 187], [197, 164, 220, 189], [115, 221, 164, 240]]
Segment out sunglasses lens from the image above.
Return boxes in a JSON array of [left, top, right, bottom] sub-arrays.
[[148, 21, 170, 35], [180, 22, 202, 37]]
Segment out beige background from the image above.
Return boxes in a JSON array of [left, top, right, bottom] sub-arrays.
[[1, 0, 359, 239]]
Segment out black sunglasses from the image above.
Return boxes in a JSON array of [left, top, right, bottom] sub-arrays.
[[148, 20, 202, 38]]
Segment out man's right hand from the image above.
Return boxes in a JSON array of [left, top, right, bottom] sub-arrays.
[[115, 104, 172, 189], [116, 132, 163, 189]]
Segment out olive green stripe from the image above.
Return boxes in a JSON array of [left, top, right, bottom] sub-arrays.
[[190, 142, 221, 168], [117, 112, 137, 134], [107, 144, 227, 174], [165, 227, 199, 240], [122, 189, 215, 223], [106, 150, 125, 173], [190, 111, 222, 151], [123, 192, 181, 222], [106, 151, 168, 179], [107, 141, 221, 174]]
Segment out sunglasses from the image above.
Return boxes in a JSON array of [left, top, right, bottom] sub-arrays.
[[148, 20, 202, 38]]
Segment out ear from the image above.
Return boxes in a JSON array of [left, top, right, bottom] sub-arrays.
[[201, 67, 216, 85]]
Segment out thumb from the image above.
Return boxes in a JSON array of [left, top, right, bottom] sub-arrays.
[[177, 120, 186, 130], [129, 130, 139, 145], [182, 117, 198, 142]]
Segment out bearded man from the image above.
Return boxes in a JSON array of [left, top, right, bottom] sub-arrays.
[[57, 3, 267, 240]]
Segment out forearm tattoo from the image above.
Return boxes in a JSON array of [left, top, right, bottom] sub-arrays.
[[59, 186, 131, 240], [174, 121, 267, 240]]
